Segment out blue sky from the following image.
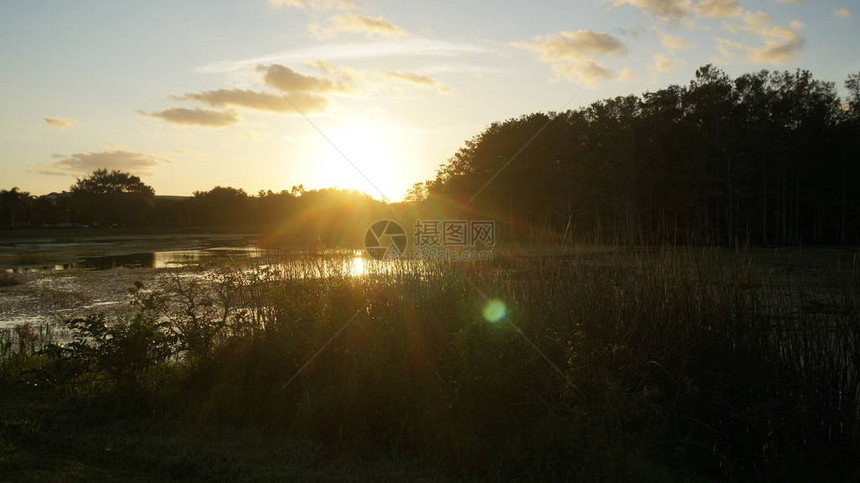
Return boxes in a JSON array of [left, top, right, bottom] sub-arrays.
[[1, 0, 857, 200]]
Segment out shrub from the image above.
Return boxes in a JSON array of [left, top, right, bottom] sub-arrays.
[[37, 311, 175, 392]]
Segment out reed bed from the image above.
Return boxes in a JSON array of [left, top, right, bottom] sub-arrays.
[[2, 247, 858, 480]]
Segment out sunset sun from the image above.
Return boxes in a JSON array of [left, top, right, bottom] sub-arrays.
[[315, 121, 408, 200]]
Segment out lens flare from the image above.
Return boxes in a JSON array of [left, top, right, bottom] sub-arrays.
[[482, 299, 507, 323]]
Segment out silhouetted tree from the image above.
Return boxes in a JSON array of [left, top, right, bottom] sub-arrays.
[[429, 65, 858, 245], [0, 188, 31, 227], [69, 169, 155, 226]]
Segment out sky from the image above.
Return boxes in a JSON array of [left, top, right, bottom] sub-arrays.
[[0, 0, 857, 201]]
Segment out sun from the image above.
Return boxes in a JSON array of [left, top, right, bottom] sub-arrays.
[[314, 122, 409, 201]]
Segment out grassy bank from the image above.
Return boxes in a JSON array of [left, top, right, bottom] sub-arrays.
[[2, 248, 859, 481]]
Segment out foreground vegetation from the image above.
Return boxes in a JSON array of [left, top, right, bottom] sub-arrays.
[[2, 248, 859, 480]]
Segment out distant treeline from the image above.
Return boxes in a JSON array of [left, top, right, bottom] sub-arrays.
[[0, 171, 389, 247], [2, 65, 859, 245], [419, 65, 860, 245]]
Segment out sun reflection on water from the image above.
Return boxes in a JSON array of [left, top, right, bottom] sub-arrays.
[[349, 250, 367, 277]]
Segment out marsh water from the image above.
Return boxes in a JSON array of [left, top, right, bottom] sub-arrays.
[[0, 233, 378, 329], [0, 231, 856, 332]]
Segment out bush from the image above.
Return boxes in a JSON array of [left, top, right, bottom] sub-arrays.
[[37, 312, 175, 392]]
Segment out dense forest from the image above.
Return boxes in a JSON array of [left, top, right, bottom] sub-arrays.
[[420, 65, 860, 245], [2, 65, 859, 245]]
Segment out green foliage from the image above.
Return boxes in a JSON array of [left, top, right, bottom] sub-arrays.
[[36, 310, 175, 391], [137, 272, 250, 360]]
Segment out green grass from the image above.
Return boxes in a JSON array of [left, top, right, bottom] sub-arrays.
[[2, 247, 859, 481]]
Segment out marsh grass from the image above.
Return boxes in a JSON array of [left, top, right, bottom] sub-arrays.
[[2, 247, 859, 480]]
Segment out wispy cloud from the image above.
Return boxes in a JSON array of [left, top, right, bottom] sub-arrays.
[[32, 150, 165, 176], [379, 71, 452, 94], [719, 10, 806, 65], [612, 0, 742, 22], [269, 0, 356, 10], [196, 38, 491, 74], [611, 0, 693, 24], [551, 59, 618, 88], [618, 67, 636, 81], [657, 30, 693, 50], [43, 117, 78, 130], [512, 30, 627, 88], [695, 0, 743, 18], [306, 59, 357, 81], [652, 53, 684, 72], [142, 108, 240, 128], [309, 13, 410, 39], [511, 30, 627, 62]]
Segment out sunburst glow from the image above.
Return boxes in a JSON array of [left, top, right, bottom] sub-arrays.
[[314, 122, 409, 200]]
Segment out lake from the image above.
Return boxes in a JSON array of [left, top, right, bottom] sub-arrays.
[[0, 232, 377, 329]]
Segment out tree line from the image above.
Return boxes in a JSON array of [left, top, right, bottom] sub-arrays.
[[418, 65, 860, 245], [2, 65, 859, 245], [0, 170, 388, 247]]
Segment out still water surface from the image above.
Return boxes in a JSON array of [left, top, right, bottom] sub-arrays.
[[0, 242, 379, 329]]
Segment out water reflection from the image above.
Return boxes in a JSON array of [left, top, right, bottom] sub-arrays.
[[2, 245, 427, 279], [349, 252, 367, 277], [3, 246, 263, 272]]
